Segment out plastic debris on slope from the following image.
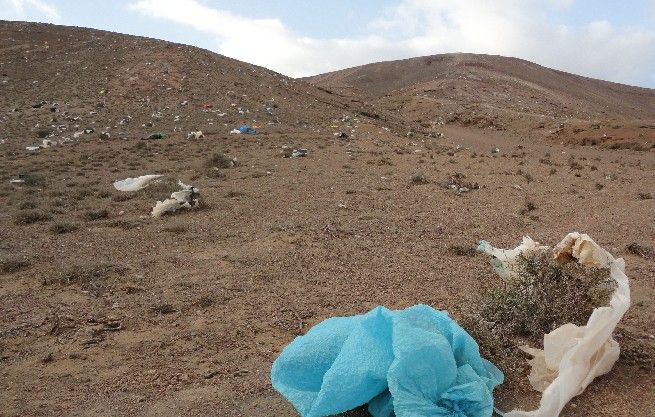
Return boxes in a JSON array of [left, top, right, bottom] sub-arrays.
[[271, 304, 504, 417], [151, 181, 199, 217], [479, 233, 630, 417], [113, 174, 164, 192], [238, 124, 257, 135], [187, 130, 204, 139]]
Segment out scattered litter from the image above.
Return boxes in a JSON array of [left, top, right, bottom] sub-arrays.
[[84, 128, 94, 134], [272, 305, 503, 417], [151, 181, 200, 217], [113, 174, 164, 192], [229, 129, 241, 135], [291, 149, 308, 158], [480, 233, 630, 417], [187, 131, 204, 139], [26, 146, 40, 151], [141, 132, 166, 140], [238, 125, 257, 135], [9, 178, 25, 184], [281, 146, 308, 158], [334, 132, 349, 139]]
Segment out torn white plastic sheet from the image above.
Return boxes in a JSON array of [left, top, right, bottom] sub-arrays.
[[151, 181, 199, 217], [480, 233, 630, 417], [113, 175, 164, 192], [187, 130, 204, 139]]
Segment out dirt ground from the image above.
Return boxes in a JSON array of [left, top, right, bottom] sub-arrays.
[[1, 22, 654, 417]]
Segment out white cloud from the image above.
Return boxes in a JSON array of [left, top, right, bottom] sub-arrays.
[[129, 0, 655, 87], [1, 0, 60, 21]]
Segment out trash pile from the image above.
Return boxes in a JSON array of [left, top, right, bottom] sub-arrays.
[[151, 181, 200, 217], [271, 233, 630, 417]]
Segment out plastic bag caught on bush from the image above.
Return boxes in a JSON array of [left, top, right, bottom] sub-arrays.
[[480, 233, 630, 417], [271, 305, 503, 417]]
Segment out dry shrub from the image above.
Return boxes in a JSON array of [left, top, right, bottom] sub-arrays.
[[0, 258, 30, 274], [50, 262, 127, 288], [50, 222, 78, 234], [410, 172, 428, 185], [205, 153, 237, 169], [82, 209, 109, 221], [447, 244, 477, 257], [14, 210, 52, 225], [465, 250, 615, 349], [626, 242, 654, 260]]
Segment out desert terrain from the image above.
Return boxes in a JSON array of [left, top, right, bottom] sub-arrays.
[[0, 21, 654, 416]]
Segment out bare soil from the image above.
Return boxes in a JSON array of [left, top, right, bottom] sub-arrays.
[[1, 21, 654, 417]]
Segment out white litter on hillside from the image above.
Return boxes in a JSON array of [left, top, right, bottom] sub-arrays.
[[113, 174, 164, 192], [151, 181, 199, 217], [481, 233, 631, 417]]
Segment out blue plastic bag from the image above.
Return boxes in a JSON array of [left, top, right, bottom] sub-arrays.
[[271, 305, 503, 417], [239, 124, 257, 135]]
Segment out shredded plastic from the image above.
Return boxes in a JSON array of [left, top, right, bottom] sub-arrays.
[[151, 181, 199, 217]]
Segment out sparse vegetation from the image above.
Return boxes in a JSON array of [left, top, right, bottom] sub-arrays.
[[82, 209, 109, 221], [447, 244, 477, 257], [14, 210, 52, 225], [161, 223, 188, 234], [466, 250, 615, 347], [0, 258, 30, 274], [52, 262, 127, 286], [50, 222, 79, 234], [205, 153, 237, 169], [519, 199, 537, 215], [626, 243, 655, 260], [152, 303, 176, 315], [410, 172, 428, 185]]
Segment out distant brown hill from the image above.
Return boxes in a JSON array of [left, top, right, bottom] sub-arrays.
[[307, 53, 655, 148]]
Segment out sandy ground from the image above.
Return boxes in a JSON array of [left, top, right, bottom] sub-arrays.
[[1, 22, 654, 417]]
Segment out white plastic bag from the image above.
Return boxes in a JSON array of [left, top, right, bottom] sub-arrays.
[[113, 174, 164, 192], [481, 233, 630, 417]]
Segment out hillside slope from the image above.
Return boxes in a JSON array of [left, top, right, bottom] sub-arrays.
[[1, 22, 654, 417], [308, 53, 655, 148], [0, 21, 383, 145]]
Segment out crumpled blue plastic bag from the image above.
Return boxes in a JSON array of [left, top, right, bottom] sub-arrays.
[[271, 305, 503, 417], [239, 124, 257, 135]]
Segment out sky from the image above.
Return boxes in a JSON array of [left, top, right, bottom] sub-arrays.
[[2, 0, 655, 87]]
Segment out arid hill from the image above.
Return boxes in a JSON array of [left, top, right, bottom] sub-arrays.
[[1, 21, 653, 417], [308, 53, 655, 148]]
